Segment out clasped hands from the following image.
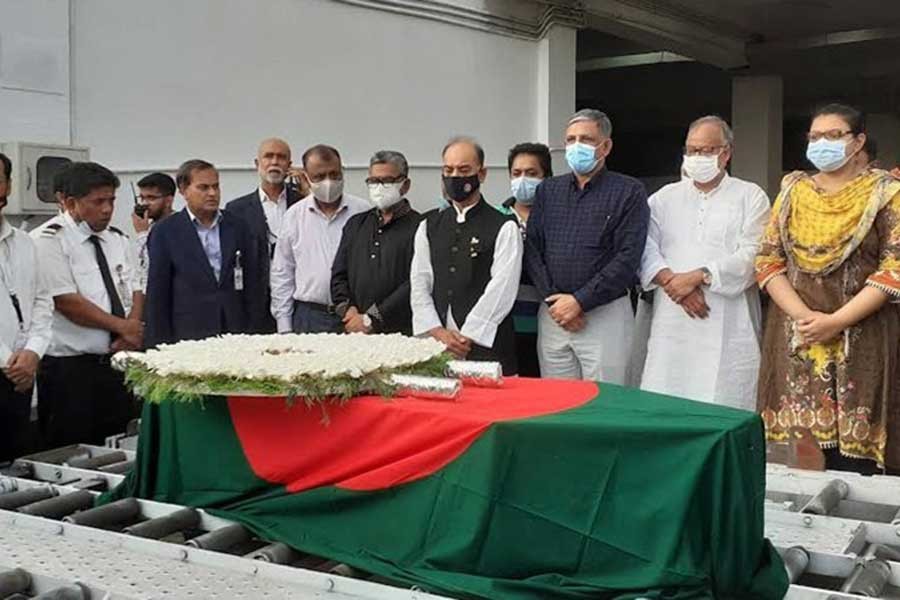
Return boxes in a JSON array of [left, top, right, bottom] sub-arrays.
[[794, 311, 843, 346], [3, 349, 39, 393], [111, 318, 144, 352], [343, 306, 372, 334], [656, 268, 709, 319]]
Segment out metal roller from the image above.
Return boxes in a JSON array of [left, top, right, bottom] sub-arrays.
[[71, 478, 109, 492], [782, 546, 810, 584], [62, 497, 141, 528], [123, 507, 200, 539], [67, 451, 127, 470], [0, 568, 31, 596], [0, 486, 57, 510], [31, 583, 90, 599], [27, 445, 89, 465], [800, 479, 849, 516], [841, 559, 891, 597], [18, 490, 95, 519], [0, 477, 18, 494], [247, 542, 301, 564], [890, 505, 900, 526], [330, 563, 367, 579], [97, 460, 134, 475], [185, 523, 252, 551]]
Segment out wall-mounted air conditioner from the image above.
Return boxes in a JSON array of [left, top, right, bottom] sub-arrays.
[[0, 142, 90, 215]]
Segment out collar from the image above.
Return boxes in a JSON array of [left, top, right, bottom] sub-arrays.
[[569, 166, 607, 191], [64, 211, 105, 242], [307, 196, 347, 220], [378, 199, 412, 225], [0, 219, 12, 244], [186, 206, 222, 228], [452, 196, 483, 224], [258, 185, 287, 205], [692, 172, 731, 197]]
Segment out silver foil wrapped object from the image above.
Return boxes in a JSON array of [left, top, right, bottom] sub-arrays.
[[446, 360, 504, 387], [390, 375, 461, 400]]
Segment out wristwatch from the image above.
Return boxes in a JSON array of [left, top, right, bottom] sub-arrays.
[[700, 267, 713, 286], [362, 314, 373, 330]]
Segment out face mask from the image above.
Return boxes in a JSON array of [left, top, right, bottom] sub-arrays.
[[566, 142, 601, 175], [806, 138, 854, 173], [510, 176, 542, 205], [368, 182, 404, 210], [309, 178, 343, 204], [442, 174, 480, 203], [682, 154, 721, 184]]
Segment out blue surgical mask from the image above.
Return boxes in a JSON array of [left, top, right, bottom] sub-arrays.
[[510, 176, 542, 205], [806, 138, 852, 173], [565, 142, 599, 175]]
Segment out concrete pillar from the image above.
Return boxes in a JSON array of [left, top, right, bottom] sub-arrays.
[[867, 113, 900, 170], [536, 25, 576, 175], [731, 76, 783, 199]]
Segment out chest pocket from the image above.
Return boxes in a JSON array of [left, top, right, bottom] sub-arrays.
[[71, 262, 106, 303], [702, 203, 740, 251]]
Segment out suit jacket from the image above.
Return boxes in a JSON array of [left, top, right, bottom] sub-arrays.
[[144, 209, 267, 347], [227, 186, 301, 332]]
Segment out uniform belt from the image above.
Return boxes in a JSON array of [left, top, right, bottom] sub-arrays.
[[294, 300, 337, 315], [43, 353, 115, 366]]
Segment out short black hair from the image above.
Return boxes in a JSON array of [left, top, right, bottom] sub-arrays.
[[0, 152, 10, 181], [813, 103, 866, 134], [64, 162, 120, 198], [507, 142, 553, 177], [301, 145, 341, 169], [442, 136, 485, 167], [862, 137, 878, 161], [137, 172, 176, 196], [52, 163, 72, 194], [176, 159, 216, 189]]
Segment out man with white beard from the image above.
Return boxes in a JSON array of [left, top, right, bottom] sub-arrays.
[[639, 116, 770, 411], [228, 138, 301, 332]]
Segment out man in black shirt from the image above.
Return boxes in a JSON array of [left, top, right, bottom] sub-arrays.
[[331, 150, 420, 335]]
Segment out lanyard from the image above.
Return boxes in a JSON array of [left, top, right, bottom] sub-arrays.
[[0, 237, 23, 328]]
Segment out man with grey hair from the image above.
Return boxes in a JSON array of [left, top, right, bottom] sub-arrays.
[[330, 150, 420, 334], [638, 115, 770, 410], [525, 108, 649, 383]]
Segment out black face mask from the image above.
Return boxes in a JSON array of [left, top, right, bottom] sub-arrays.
[[442, 174, 480, 203]]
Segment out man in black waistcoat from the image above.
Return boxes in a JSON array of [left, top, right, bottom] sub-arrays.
[[410, 137, 523, 374]]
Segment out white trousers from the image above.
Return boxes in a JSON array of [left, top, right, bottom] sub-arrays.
[[537, 296, 634, 384]]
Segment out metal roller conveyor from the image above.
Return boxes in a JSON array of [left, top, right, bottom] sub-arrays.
[[782, 546, 810, 584], [17, 490, 95, 519], [97, 460, 134, 475], [31, 583, 90, 599], [0, 568, 31, 597], [123, 507, 200, 539], [246, 542, 302, 564], [0, 486, 57, 510], [61, 497, 141, 528], [800, 479, 849, 516], [67, 451, 127, 470], [185, 523, 253, 552]]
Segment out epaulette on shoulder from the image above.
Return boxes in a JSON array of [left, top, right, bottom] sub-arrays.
[[40, 223, 63, 237], [108, 226, 128, 238]]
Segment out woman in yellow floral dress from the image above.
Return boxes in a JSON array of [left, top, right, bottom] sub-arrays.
[[756, 103, 900, 473]]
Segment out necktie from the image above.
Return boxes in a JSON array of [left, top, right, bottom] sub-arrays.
[[88, 235, 126, 319]]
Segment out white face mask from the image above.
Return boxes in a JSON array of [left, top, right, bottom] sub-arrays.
[[309, 178, 343, 204], [682, 154, 721, 184], [368, 182, 404, 211]]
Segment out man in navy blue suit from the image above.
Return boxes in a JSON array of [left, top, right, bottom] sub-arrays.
[[227, 138, 301, 333], [144, 159, 266, 347]]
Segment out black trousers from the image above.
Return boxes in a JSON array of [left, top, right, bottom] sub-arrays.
[[0, 375, 32, 463], [37, 355, 138, 449]]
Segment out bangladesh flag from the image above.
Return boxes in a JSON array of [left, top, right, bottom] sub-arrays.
[[105, 378, 787, 599]]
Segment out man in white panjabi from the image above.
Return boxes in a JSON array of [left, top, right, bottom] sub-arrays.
[[639, 116, 770, 411]]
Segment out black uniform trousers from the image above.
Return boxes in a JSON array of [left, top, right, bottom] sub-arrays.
[[0, 376, 32, 463], [37, 354, 137, 448]]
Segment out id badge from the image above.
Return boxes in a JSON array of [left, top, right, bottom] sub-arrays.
[[234, 250, 244, 291], [115, 265, 130, 305]]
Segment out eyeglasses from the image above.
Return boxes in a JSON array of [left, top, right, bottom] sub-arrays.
[[807, 129, 854, 142], [138, 193, 166, 202], [684, 145, 726, 157], [365, 176, 406, 185]]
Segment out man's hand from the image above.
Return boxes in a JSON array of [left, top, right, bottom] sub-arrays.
[[663, 270, 704, 304], [680, 289, 710, 319], [3, 350, 39, 393], [116, 318, 144, 350], [653, 268, 675, 288], [562, 313, 587, 332], [132, 212, 151, 234], [428, 327, 471, 359], [546, 294, 584, 328], [342, 306, 370, 334], [890, 166, 900, 180], [797, 311, 842, 345]]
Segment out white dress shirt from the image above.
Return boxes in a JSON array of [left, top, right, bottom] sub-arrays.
[[638, 173, 770, 410], [410, 203, 523, 348], [35, 213, 138, 357], [0, 219, 53, 366], [186, 207, 223, 282], [259, 186, 288, 247], [270, 193, 369, 332]]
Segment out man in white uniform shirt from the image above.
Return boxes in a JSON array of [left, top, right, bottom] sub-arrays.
[[270, 145, 368, 333], [0, 153, 53, 463], [34, 162, 144, 448], [639, 116, 770, 410]]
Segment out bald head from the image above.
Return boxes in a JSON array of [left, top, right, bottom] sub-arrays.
[[256, 138, 292, 186]]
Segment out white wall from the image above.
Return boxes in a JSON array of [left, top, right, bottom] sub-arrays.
[[64, 0, 543, 232]]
